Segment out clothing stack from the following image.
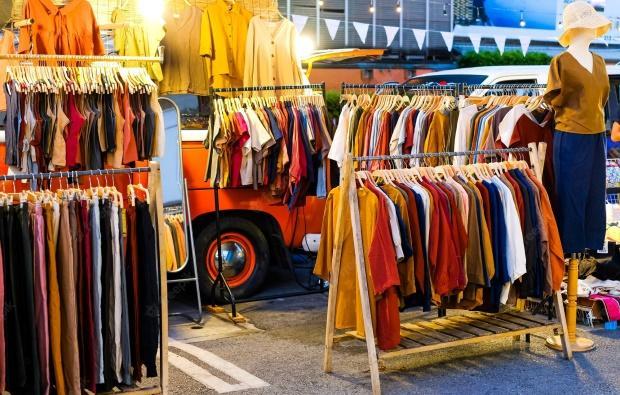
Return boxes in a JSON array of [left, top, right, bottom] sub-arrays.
[[314, 164, 564, 351], [0, 194, 159, 394], [205, 99, 332, 208], [3, 86, 165, 173], [163, 214, 187, 272], [331, 96, 554, 186]]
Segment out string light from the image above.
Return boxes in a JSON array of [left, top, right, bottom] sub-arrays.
[[396, 0, 401, 13], [519, 10, 526, 28], [369, 0, 375, 13]]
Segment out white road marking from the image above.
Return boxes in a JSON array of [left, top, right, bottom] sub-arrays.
[[168, 339, 269, 393]]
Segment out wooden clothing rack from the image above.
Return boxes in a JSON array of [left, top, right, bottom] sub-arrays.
[[0, 163, 169, 395], [322, 146, 571, 395]]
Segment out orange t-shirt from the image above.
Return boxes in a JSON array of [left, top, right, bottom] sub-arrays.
[[19, 0, 105, 56]]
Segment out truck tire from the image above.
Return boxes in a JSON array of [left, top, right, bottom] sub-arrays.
[[196, 217, 270, 302]]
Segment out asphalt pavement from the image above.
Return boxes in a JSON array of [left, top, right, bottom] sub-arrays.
[[165, 292, 620, 395]]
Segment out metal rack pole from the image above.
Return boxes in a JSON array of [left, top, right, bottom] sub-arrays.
[[351, 147, 532, 162], [0, 166, 151, 182]]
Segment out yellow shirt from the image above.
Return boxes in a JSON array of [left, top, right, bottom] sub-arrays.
[[314, 186, 377, 336], [200, 0, 252, 90], [424, 110, 451, 165], [544, 52, 609, 134], [243, 16, 306, 94], [112, 8, 165, 82]]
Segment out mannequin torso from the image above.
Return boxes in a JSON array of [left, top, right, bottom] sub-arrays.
[[565, 29, 597, 73]]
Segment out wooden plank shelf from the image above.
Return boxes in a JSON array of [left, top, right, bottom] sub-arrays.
[[334, 310, 560, 363], [378, 311, 559, 361]]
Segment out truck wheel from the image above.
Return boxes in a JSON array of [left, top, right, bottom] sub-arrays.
[[196, 217, 270, 302]]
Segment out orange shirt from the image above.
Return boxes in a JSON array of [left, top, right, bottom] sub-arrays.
[[19, 0, 105, 56]]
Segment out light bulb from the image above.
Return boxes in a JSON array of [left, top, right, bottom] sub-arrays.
[[519, 10, 526, 28], [396, 2, 402, 13], [443, 3, 447, 16], [369, 2, 375, 13], [318, 0, 324, 6]]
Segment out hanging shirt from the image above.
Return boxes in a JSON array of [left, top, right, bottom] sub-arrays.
[[200, 0, 252, 90], [243, 17, 306, 92], [160, 6, 209, 95], [19, 0, 105, 56], [112, 7, 165, 81]]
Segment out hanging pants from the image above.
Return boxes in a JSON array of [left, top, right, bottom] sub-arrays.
[[553, 131, 606, 254]]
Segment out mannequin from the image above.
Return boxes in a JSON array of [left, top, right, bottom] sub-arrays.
[[566, 28, 596, 72], [544, 1, 612, 353]]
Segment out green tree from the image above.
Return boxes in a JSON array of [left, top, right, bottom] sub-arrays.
[[458, 50, 552, 68]]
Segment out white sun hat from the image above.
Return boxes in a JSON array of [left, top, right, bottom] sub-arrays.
[[558, 1, 611, 47]]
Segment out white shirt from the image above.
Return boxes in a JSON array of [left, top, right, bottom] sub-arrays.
[[497, 104, 539, 147], [328, 104, 351, 167], [453, 104, 478, 165], [373, 186, 405, 261]]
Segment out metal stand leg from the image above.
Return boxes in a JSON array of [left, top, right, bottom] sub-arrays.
[[209, 171, 237, 318]]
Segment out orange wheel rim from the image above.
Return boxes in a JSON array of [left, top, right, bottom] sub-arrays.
[[206, 232, 256, 288]]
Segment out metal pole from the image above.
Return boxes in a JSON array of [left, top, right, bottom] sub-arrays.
[[373, 0, 377, 47], [316, 0, 321, 47], [425, 0, 430, 59], [345, 0, 349, 46], [399, 0, 404, 48]]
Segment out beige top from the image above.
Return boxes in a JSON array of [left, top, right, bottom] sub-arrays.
[[160, 6, 209, 95], [243, 17, 306, 94], [544, 51, 610, 134]]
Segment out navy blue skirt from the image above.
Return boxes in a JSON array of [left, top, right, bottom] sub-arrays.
[[553, 131, 606, 254]]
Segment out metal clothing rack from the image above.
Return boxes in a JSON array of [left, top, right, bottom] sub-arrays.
[[0, 52, 164, 64], [323, 148, 571, 395], [340, 82, 547, 96], [340, 82, 458, 95], [211, 83, 325, 94], [206, 83, 327, 320], [0, 166, 151, 182], [0, 163, 169, 395]]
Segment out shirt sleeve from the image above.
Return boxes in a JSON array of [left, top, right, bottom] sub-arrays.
[[17, 1, 32, 54], [199, 10, 213, 57], [544, 56, 562, 107]]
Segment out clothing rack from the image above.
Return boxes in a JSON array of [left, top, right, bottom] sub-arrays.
[[211, 83, 326, 94], [207, 82, 327, 321], [0, 52, 164, 64], [352, 147, 532, 162], [340, 82, 547, 96], [0, 167, 151, 182], [340, 82, 458, 95], [323, 148, 571, 395], [0, 162, 169, 394]]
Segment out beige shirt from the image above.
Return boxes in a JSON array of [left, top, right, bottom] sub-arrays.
[[243, 17, 306, 94], [160, 6, 209, 95]]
